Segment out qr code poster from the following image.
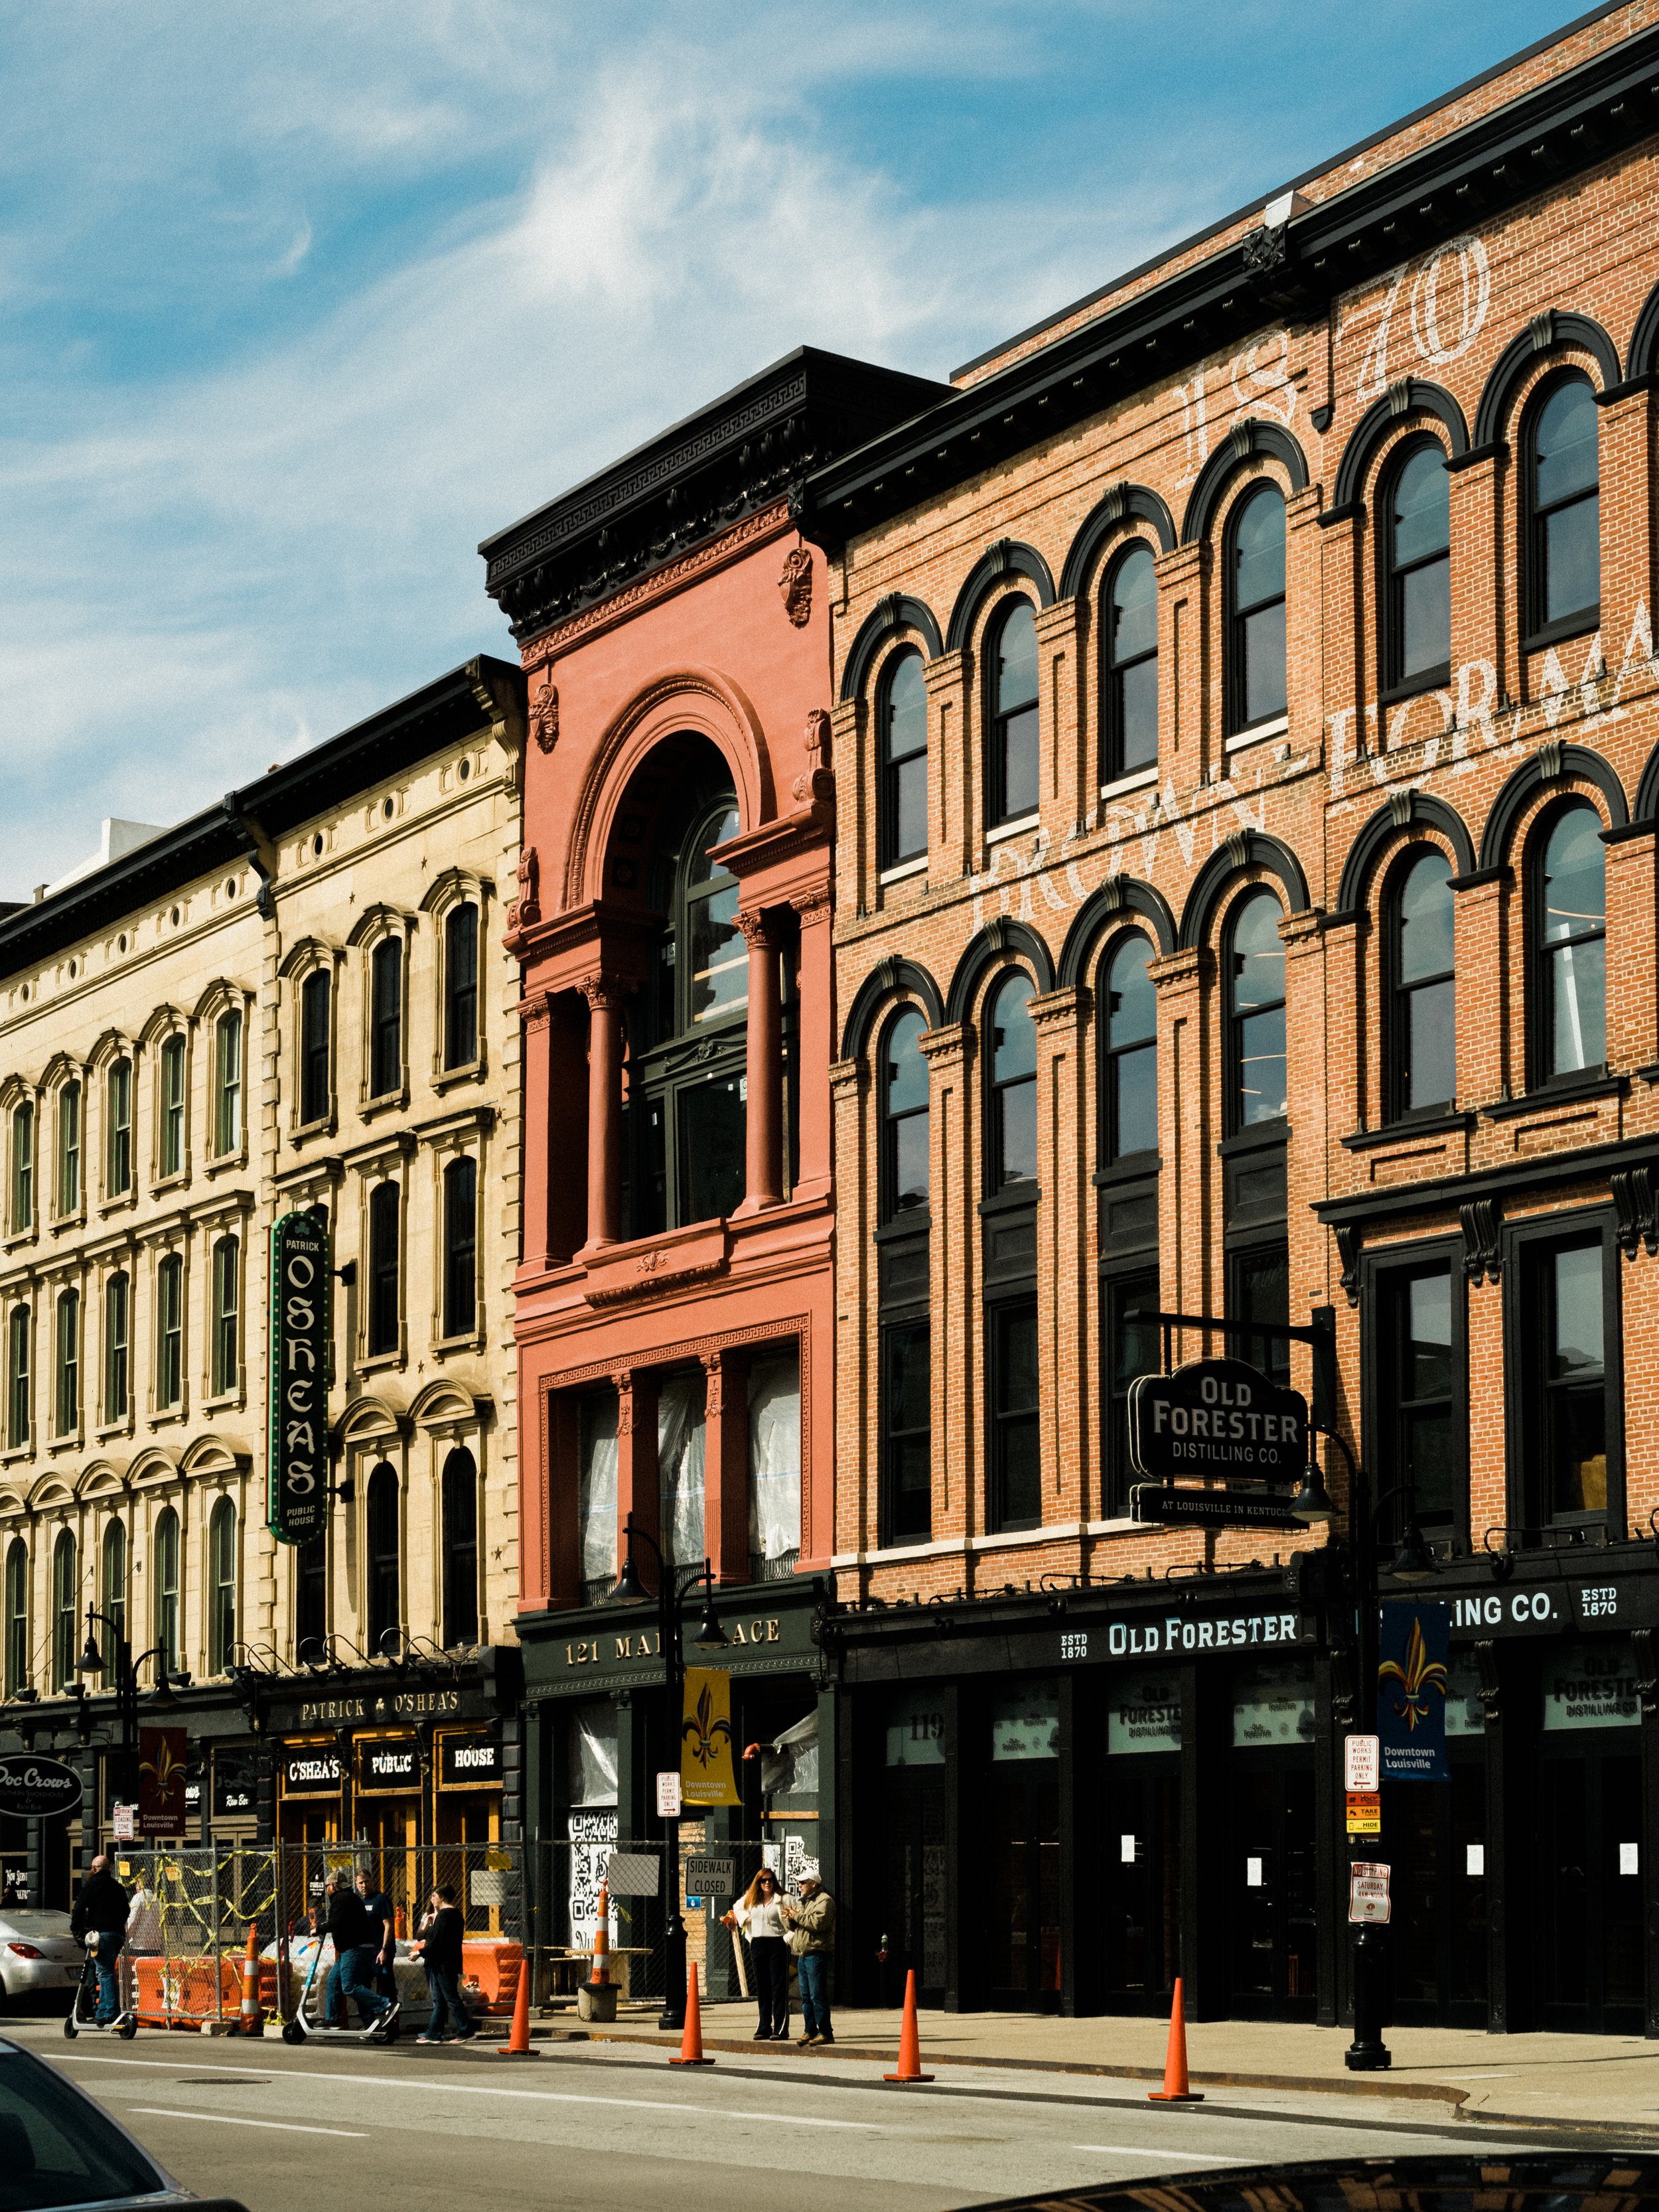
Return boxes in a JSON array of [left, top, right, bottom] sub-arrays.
[[569, 1810, 619, 1949], [783, 1832, 812, 1897]]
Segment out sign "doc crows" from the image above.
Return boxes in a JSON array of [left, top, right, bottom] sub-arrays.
[[268, 1207, 331, 1546]]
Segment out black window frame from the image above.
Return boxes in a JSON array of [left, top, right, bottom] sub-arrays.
[[207, 1497, 236, 1677], [1504, 1208, 1622, 1542], [1530, 798, 1607, 1092], [369, 937, 403, 1101], [443, 903, 480, 1071], [1385, 844, 1457, 1123], [5, 1305, 27, 1450], [106, 1057, 132, 1198], [1362, 1236, 1468, 1553], [1226, 1239, 1291, 1388], [155, 1252, 183, 1409], [986, 596, 1040, 830], [1225, 481, 1287, 737], [441, 1446, 479, 1648], [153, 1505, 179, 1672], [4, 1538, 27, 1697], [1100, 928, 1159, 1169], [54, 1287, 78, 1438], [1380, 435, 1452, 700], [365, 1460, 401, 1654], [442, 1154, 477, 1340], [50, 1529, 76, 1694], [101, 1518, 125, 1669], [159, 1035, 185, 1179], [295, 1530, 328, 1662], [10, 1102, 32, 1233], [985, 968, 1039, 1197], [1102, 1262, 1159, 1517], [1100, 540, 1160, 784], [366, 1179, 401, 1358], [1224, 887, 1287, 1138], [879, 1317, 932, 1549], [56, 1081, 80, 1219], [877, 647, 929, 871], [879, 1005, 930, 1223], [987, 1294, 1041, 1534], [104, 1270, 129, 1423], [299, 968, 332, 1126], [210, 1233, 240, 1397], [1525, 370, 1601, 650]]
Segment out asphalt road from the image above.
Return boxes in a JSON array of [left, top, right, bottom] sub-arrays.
[[0, 2019, 1583, 2212]]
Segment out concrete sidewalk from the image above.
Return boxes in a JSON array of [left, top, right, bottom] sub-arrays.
[[571, 2003, 1659, 2135]]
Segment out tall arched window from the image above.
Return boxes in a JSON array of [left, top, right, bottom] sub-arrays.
[[295, 1532, 327, 1662], [441, 1447, 479, 1649], [1102, 544, 1159, 781], [881, 1009, 930, 1219], [54, 1288, 78, 1438], [299, 970, 332, 1125], [104, 1271, 129, 1422], [1390, 849, 1456, 1117], [56, 1082, 81, 1217], [1530, 376, 1600, 639], [5, 1307, 28, 1450], [3, 1540, 27, 1698], [156, 1252, 183, 1408], [211, 1234, 240, 1396], [443, 903, 480, 1070], [106, 1057, 132, 1198], [1536, 802, 1606, 1082], [369, 938, 403, 1099], [159, 1035, 186, 1177], [9, 1102, 33, 1234], [365, 1463, 400, 1654], [214, 1009, 243, 1156], [367, 1181, 401, 1357], [443, 1157, 477, 1339], [50, 1530, 76, 1694], [1102, 933, 1157, 1163], [1227, 889, 1287, 1130], [1228, 485, 1287, 734], [1384, 442, 1451, 691], [986, 974, 1038, 1190], [101, 1518, 125, 1669], [208, 1498, 236, 1676], [988, 600, 1039, 827], [879, 650, 928, 870], [153, 1505, 180, 1672]]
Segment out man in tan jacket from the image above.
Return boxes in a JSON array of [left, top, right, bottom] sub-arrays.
[[784, 1864, 835, 2047]]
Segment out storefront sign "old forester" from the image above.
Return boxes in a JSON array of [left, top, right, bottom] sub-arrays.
[[1129, 1357, 1309, 1482], [267, 1207, 331, 1546]]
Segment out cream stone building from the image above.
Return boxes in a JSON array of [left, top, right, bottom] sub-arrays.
[[0, 658, 525, 1899]]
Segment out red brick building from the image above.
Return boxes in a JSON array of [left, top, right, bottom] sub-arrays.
[[804, 5, 1659, 2034]]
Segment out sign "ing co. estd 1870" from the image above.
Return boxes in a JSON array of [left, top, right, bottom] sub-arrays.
[[267, 1207, 332, 1546]]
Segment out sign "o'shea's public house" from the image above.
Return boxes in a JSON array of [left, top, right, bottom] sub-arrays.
[[268, 1207, 331, 1546]]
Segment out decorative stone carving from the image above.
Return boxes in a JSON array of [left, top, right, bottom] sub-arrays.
[[1460, 1197, 1502, 1286], [778, 546, 814, 627], [530, 680, 559, 755], [792, 708, 835, 804], [507, 846, 541, 931]]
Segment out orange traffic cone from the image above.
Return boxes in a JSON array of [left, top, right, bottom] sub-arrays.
[[669, 1961, 715, 2065], [496, 1954, 538, 2057], [883, 1968, 934, 2084], [1147, 1976, 1203, 2102], [238, 1925, 263, 2037], [591, 1885, 610, 1985]]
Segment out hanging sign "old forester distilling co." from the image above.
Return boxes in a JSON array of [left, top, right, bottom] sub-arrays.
[[268, 1207, 332, 1546], [1128, 1356, 1310, 1531]]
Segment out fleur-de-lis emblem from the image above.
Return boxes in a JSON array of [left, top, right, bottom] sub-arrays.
[[1378, 1616, 1449, 1732], [139, 1735, 184, 1795], [682, 1683, 733, 1772]]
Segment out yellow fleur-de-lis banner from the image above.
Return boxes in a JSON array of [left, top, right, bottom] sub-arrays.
[[681, 1667, 739, 1806]]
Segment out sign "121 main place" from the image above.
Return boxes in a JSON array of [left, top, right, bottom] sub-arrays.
[[267, 1207, 332, 1546]]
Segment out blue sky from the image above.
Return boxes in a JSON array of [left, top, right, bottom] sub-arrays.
[[0, 0, 1583, 893]]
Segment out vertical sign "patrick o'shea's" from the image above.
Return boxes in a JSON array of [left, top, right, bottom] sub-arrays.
[[268, 1207, 331, 1545]]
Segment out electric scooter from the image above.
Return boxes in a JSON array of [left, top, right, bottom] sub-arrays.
[[281, 1935, 400, 2046], [62, 1934, 137, 2040]]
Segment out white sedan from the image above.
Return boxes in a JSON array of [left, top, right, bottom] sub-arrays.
[[0, 1915, 84, 2009]]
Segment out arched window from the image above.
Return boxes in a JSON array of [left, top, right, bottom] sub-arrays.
[[1228, 486, 1287, 734], [295, 1532, 327, 1662], [3, 1540, 28, 1697], [54, 1288, 78, 1438], [441, 1447, 479, 1649], [210, 1235, 240, 1396], [1102, 933, 1158, 1163], [881, 1009, 929, 1218], [879, 650, 928, 870], [299, 970, 332, 1125], [153, 1505, 180, 1672], [9, 1102, 33, 1234], [104, 1272, 129, 1422], [367, 1181, 400, 1357], [986, 974, 1038, 1191], [1536, 802, 1606, 1082], [988, 600, 1039, 827], [159, 1035, 186, 1177], [1102, 544, 1159, 781], [443, 903, 480, 1070], [369, 938, 403, 1099], [365, 1463, 400, 1654], [214, 1009, 243, 1155], [1384, 442, 1451, 691], [1227, 889, 1287, 1130], [106, 1057, 132, 1198], [442, 1156, 477, 1339], [56, 1082, 81, 1217], [101, 1518, 125, 1668], [5, 1307, 28, 1450], [1390, 849, 1456, 1116], [1530, 376, 1599, 639], [156, 1252, 183, 1408], [50, 1530, 76, 1694], [208, 1497, 236, 1676]]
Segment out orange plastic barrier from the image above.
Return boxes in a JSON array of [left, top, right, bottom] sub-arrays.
[[133, 1956, 280, 2029], [461, 1940, 524, 2017]]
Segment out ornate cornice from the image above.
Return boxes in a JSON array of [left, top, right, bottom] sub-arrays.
[[522, 504, 792, 665]]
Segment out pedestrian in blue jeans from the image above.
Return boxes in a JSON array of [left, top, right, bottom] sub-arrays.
[[70, 1856, 130, 2024], [415, 1885, 473, 2043], [322, 1874, 396, 2035], [782, 1864, 835, 2047]]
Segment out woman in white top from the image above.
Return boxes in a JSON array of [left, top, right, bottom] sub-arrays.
[[725, 1867, 790, 2039]]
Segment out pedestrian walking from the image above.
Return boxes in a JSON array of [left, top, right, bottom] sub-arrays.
[[782, 1862, 835, 2047], [322, 1873, 394, 2034], [356, 1867, 398, 2003], [414, 1885, 474, 2043], [70, 1855, 130, 2025], [725, 1866, 790, 2039]]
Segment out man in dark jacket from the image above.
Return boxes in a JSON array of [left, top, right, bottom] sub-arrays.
[[322, 1874, 394, 2034], [415, 1885, 472, 2043], [355, 1868, 397, 2002], [70, 1855, 130, 2024]]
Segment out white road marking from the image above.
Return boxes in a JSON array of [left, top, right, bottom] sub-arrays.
[[129, 2108, 366, 2138], [1072, 2146, 1249, 2163]]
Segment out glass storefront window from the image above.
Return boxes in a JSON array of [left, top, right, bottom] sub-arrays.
[[1232, 1660, 1315, 1747], [1108, 1669, 1181, 1754], [991, 1680, 1059, 1761], [1543, 1639, 1639, 1730], [886, 1689, 947, 1767], [1445, 1650, 1486, 1737]]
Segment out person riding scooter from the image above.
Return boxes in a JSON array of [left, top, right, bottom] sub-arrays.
[[322, 1873, 397, 2038], [70, 1855, 130, 2025]]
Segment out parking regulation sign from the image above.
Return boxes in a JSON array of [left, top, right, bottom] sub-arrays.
[[1348, 1861, 1392, 1924]]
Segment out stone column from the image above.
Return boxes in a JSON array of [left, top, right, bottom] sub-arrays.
[[918, 1022, 973, 1540], [737, 909, 782, 1212], [580, 978, 626, 1250], [614, 1367, 661, 1582], [790, 889, 833, 1204], [519, 992, 554, 1274]]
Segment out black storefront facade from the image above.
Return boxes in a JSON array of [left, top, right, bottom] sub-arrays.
[[823, 1544, 1659, 2035]]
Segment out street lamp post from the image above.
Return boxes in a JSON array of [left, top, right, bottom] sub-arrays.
[[76, 1609, 179, 1827], [609, 1514, 727, 2031]]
